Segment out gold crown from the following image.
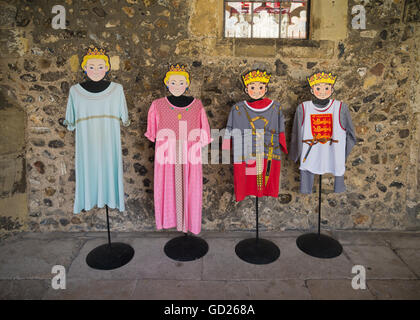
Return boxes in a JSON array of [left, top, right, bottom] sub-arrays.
[[169, 64, 187, 73], [307, 72, 337, 87], [86, 47, 107, 56], [242, 70, 271, 86], [81, 47, 110, 70], [164, 64, 190, 85]]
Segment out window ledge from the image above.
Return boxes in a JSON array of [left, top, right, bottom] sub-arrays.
[[232, 38, 327, 48], [214, 38, 335, 58]]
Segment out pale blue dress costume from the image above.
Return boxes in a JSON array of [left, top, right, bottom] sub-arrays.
[[64, 82, 130, 213]]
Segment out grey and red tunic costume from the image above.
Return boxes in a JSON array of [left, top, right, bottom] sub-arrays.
[[222, 98, 288, 201]]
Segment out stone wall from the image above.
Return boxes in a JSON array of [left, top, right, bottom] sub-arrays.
[[0, 0, 28, 238], [0, 0, 419, 237]]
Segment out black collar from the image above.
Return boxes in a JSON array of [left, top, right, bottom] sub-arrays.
[[167, 95, 194, 108], [80, 80, 111, 93], [312, 97, 330, 106]]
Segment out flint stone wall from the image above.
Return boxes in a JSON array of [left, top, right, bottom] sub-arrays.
[[0, 0, 419, 237]]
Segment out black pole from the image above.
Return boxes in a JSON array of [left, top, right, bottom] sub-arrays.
[[318, 175, 322, 238], [235, 194, 280, 264], [85, 204, 135, 270], [295, 173, 343, 259], [256, 196, 259, 241], [105, 205, 111, 247]]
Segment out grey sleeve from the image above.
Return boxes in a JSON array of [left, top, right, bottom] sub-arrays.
[[340, 103, 356, 160], [278, 106, 285, 133], [289, 103, 304, 163], [223, 106, 235, 140], [277, 106, 289, 153]]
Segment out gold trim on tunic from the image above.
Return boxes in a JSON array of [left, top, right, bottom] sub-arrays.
[[76, 115, 120, 124]]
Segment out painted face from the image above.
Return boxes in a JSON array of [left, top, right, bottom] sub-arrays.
[[166, 74, 188, 97], [311, 83, 334, 100], [84, 58, 109, 82], [245, 82, 267, 100]]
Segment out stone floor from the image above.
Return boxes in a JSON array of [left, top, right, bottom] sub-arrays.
[[0, 230, 419, 300]]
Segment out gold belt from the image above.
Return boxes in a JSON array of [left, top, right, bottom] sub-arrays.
[[241, 152, 281, 161]]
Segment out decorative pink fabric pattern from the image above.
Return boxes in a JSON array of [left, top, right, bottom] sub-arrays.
[[145, 97, 212, 234]]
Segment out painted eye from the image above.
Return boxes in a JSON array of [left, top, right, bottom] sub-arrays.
[[316, 87, 320, 91], [251, 86, 255, 90]]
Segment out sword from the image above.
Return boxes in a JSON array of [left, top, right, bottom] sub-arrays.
[[303, 143, 314, 163], [265, 131, 275, 186], [265, 158, 272, 185], [303, 135, 319, 163]]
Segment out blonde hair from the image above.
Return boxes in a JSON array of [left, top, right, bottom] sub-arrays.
[[164, 64, 190, 85], [80, 47, 110, 71]]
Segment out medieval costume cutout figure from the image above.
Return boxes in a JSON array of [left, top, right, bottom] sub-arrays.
[[61, 47, 135, 270], [289, 71, 356, 193], [223, 69, 286, 264], [222, 69, 288, 201], [145, 64, 212, 235], [63, 47, 130, 213]]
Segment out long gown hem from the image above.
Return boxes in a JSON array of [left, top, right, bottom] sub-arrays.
[[73, 203, 124, 214], [157, 224, 200, 235]]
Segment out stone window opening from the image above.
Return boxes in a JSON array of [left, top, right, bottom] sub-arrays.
[[223, 0, 310, 39]]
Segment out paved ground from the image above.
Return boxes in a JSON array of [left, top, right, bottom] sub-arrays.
[[0, 230, 419, 300]]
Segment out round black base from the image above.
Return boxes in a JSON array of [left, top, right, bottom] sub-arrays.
[[296, 233, 342, 259], [235, 238, 280, 265], [164, 235, 209, 261], [86, 242, 135, 270]]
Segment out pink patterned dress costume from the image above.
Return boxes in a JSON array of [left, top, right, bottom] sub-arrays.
[[145, 97, 212, 235]]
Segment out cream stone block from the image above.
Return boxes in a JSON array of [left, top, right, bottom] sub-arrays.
[[311, 0, 348, 41], [0, 193, 28, 231]]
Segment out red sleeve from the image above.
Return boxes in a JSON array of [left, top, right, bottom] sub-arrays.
[[279, 132, 288, 154]]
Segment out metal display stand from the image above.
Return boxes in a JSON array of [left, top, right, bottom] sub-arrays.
[[164, 233, 209, 262], [86, 205, 135, 270], [235, 196, 280, 265], [296, 175, 343, 259]]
